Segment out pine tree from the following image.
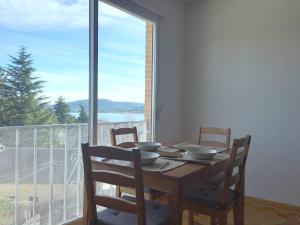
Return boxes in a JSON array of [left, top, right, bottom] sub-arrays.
[[77, 104, 88, 123], [54, 96, 75, 124], [4, 46, 56, 126], [0, 67, 10, 125]]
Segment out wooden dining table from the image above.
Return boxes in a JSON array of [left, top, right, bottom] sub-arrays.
[[83, 149, 245, 225]]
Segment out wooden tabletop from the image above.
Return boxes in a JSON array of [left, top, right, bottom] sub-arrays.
[[90, 154, 229, 225], [92, 154, 228, 187]]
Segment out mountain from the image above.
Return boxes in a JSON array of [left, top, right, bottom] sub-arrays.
[[67, 99, 144, 113]]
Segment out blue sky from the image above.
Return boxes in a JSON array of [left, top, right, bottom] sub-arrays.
[[0, 0, 146, 103]]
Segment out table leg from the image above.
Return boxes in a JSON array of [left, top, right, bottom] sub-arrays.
[[170, 182, 183, 225]]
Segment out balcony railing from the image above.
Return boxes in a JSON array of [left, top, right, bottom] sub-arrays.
[[0, 121, 147, 225]]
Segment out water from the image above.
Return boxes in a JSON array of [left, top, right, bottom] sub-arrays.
[[70, 112, 144, 122]]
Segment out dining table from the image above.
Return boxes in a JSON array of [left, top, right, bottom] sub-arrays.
[[82, 145, 245, 225]]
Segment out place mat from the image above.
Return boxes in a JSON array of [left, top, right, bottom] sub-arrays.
[[165, 153, 229, 166], [142, 158, 185, 172], [172, 142, 229, 153], [104, 158, 186, 173]]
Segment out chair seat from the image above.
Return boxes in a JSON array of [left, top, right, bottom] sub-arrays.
[[184, 182, 239, 209], [97, 195, 170, 225], [206, 173, 225, 186]]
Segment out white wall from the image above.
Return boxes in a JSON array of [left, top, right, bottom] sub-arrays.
[[183, 0, 300, 206], [131, 0, 185, 144]]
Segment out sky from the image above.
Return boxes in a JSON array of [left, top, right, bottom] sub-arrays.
[[0, 0, 146, 103]]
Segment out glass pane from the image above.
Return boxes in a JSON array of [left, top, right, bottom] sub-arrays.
[[97, 2, 154, 145], [0, 0, 88, 224]]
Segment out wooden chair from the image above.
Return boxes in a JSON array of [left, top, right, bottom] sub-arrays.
[[198, 127, 231, 148], [199, 127, 231, 186], [184, 135, 251, 225], [110, 127, 162, 200], [81, 144, 170, 225], [111, 127, 138, 149]]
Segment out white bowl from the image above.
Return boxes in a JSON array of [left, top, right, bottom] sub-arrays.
[[185, 146, 217, 160], [135, 142, 161, 151], [141, 151, 160, 165]]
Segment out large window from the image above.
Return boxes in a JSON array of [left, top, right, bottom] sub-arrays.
[[96, 1, 156, 143], [0, 0, 158, 224], [0, 0, 89, 224]]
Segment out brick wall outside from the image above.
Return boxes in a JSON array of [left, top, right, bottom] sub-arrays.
[[145, 22, 153, 141]]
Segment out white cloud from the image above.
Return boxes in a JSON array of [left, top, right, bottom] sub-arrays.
[[98, 72, 145, 103], [101, 53, 145, 66], [46, 89, 89, 103], [38, 70, 89, 103], [0, 0, 129, 31], [101, 40, 145, 55], [100, 86, 145, 103], [38, 70, 144, 103]]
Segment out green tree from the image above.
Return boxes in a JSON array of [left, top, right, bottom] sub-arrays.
[[54, 96, 75, 124], [77, 104, 88, 123], [0, 67, 10, 125], [3, 47, 56, 126]]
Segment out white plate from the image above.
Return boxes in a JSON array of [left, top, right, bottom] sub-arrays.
[[135, 142, 161, 151], [141, 151, 160, 165], [185, 145, 217, 160]]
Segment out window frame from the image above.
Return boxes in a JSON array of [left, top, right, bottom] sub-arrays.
[[88, 0, 161, 145]]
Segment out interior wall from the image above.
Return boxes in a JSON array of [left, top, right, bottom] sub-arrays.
[[183, 0, 300, 206], [132, 0, 185, 144]]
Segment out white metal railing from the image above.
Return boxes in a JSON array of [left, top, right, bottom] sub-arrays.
[[0, 121, 147, 225]]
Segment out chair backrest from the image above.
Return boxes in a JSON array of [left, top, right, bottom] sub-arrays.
[[218, 135, 251, 206], [81, 144, 146, 225], [198, 127, 231, 148], [110, 127, 139, 149]]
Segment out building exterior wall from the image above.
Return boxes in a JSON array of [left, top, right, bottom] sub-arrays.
[[144, 22, 153, 140]]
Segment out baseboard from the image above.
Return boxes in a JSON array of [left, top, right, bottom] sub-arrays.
[[245, 196, 300, 213]]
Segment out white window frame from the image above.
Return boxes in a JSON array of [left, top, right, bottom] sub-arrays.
[[88, 0, 160, 144], [89, 0, 99, 145]]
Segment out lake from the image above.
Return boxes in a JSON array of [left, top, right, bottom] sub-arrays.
[[71, 112, 144, 122]]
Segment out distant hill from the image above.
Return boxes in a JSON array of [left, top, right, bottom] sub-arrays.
[[68, 99, 144, 113]]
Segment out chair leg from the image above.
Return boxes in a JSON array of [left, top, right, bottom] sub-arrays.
[[189, 211, 194, 225], [210, 216, 217, 225], [233, 203, 239, 225], [234, 194, 245, 225]]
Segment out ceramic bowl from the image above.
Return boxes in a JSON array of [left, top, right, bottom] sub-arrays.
[[140, 151, 160, 165], [135, 142, 162, 151], [185, 145, 217, 160]]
